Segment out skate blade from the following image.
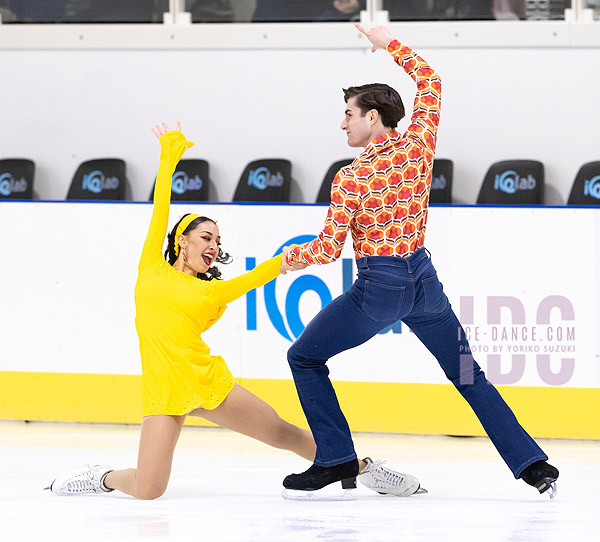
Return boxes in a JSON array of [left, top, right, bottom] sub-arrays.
[[281, 488, 357, 502], [537, 478, 558, 500], [376, 486, 427, 497]]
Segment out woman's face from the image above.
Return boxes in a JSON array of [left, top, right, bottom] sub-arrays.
[[178, 220, 220, 274]]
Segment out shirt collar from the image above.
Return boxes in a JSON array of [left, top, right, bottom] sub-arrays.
[[361, 130, 400, 158]]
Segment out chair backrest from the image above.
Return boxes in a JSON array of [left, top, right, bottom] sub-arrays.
[[66, 159, 128, 200], [429, 159, 453, 204], [0, 159, 35, 200], [149, 159, 210, 202], [567, 161, 600, 205], [476, 160, 544, 204], [232, 159, 291, 202], [316, 159, 354, 203]]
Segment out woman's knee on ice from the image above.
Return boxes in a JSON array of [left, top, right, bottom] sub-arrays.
[[135, 478, 169, 500]]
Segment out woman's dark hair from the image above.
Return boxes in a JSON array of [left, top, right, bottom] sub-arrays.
[[343, 83, 405, 130], [164, 214, 232, 281]]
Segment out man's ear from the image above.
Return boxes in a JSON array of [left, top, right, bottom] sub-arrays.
[[368, 109, 379, 124]]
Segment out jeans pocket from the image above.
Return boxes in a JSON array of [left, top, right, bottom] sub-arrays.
[[362, 280, 406, 322], [422, 275, 448, 314]]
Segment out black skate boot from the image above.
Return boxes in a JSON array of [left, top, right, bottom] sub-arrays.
[[281, 459, 359, 501], [519, 460, 559, 499]]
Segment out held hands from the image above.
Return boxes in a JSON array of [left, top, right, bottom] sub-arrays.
[[355, 23, 392, 53], [151, 121, 182, 140], [280, 246, 308, 275]]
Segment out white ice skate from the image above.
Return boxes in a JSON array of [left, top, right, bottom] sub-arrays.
[[359, 457, 426, 497], [45, 464, 113, 496]]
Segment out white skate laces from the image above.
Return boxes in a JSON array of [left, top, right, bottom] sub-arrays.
[[46, 464, 114, 496], [358, 457, 424, 497]]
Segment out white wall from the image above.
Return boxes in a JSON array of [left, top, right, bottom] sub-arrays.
[[0, 22, 599, 204]]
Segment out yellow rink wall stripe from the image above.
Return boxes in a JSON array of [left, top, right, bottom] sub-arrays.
[[0, 371, 598, 439]]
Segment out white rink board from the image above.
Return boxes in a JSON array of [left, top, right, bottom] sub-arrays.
[[0, 202, 598, 388]]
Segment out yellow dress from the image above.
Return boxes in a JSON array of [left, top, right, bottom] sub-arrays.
[[135, 131, 282, 416]]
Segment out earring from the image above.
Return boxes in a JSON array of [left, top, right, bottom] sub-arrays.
[[183, 246, 188, 263]]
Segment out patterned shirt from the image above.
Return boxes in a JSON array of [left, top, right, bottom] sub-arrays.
[[290, 39, 441, 265]]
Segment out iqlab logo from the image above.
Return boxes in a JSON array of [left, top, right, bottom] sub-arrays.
[[172, 171, 203, 195], [82, 170, 119, 194], [494, 170, 536, 194], [248, 167, 284, 190], [583, 175, 600, 199], [431, 174, 447, 190], [245, 235, 401, 341], [0, 173, 28, 196]]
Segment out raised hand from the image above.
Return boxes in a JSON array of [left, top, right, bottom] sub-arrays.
[[355, 23, 392, 53], [151, 121, 182, 140]]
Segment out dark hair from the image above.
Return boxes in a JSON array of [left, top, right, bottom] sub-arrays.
[[164, 214, 232, 281], [343, 83, 405, 130]]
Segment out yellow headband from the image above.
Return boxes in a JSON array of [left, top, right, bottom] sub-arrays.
[[174, 214, 201, 256]]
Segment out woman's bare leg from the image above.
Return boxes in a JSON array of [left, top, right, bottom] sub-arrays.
[[189, 384, 317, 461], [104, 414, 186, 499]]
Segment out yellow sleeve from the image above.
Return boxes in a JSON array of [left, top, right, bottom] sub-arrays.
[[212, 255, 282, 306], [138, 131, 195, 267]]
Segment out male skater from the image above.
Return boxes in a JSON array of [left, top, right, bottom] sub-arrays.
[[284, 24, 558, 498]]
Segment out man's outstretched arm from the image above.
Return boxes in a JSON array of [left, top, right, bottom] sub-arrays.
[[358, 24, 442, 154]]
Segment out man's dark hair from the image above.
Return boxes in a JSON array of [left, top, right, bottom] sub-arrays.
[[343, 83, 405, 130]]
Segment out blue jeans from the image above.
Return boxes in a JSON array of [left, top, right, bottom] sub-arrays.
[[287, 248, 548, 477]]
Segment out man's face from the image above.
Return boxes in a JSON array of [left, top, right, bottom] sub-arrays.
[[340, 96, 373, 148]]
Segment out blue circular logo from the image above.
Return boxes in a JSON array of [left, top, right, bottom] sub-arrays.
[[584, 175, 600, 199], [494, 170, 517, 194], [0, 173, 13, 196]]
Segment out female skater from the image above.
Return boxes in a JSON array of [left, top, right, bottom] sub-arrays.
[[47, 122, 420, 499]]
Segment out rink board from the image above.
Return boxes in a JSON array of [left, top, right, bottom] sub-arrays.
[[1, 202, 599, 438], [0, 372, 598, 438]]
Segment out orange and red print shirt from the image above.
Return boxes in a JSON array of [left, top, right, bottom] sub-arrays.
[[289, 39, 441, 265]]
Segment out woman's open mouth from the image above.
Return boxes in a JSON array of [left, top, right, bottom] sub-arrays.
[[202, 254, 213, 266]]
